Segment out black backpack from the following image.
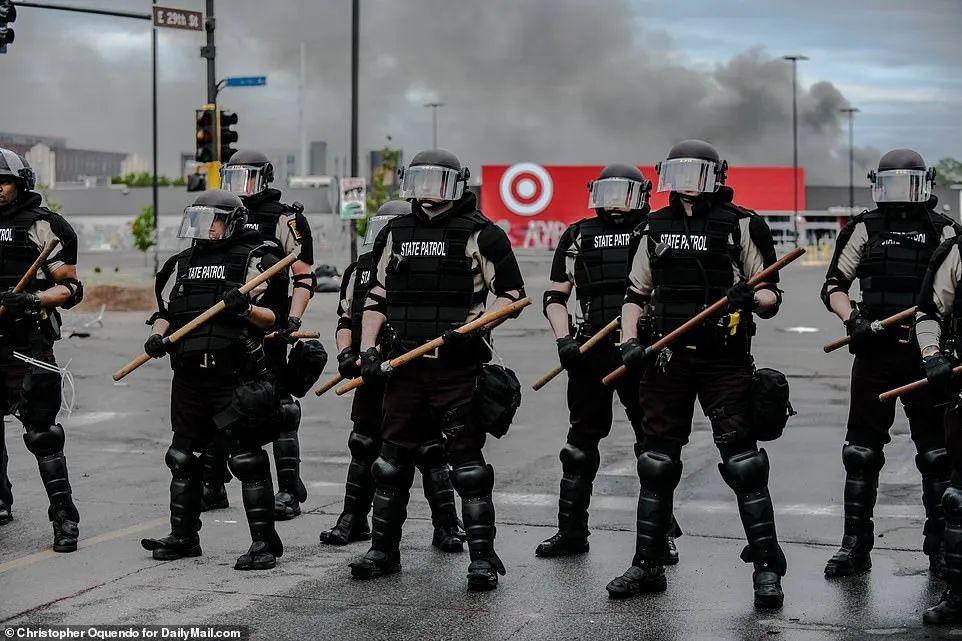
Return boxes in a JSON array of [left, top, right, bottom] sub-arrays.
[[751, 368, 795, 441], [473, 364, 522, 438]]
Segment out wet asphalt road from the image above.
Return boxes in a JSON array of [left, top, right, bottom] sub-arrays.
[[0, 258, 959, 640]]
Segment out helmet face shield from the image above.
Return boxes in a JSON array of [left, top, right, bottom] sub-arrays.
[[397, 165, 464, 201], [656, 158, 719, 193], [221, 165, 269, 196], [589, 178, 648, 210], [363, 215, 395, 247], [872, 169, 932, 203], [178, 206, 231, 240]]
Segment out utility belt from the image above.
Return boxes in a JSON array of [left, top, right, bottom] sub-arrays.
[[392, 333, 491, 364], [648, 310, 754, 355], [172, 348, 264, 378], [575, 322, 623, 346], [0, 309, 61, 347]]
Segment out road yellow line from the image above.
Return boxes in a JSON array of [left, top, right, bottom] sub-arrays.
[[0, 516, 168, 575]]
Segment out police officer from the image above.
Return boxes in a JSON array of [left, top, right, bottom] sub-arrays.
[[537, 164, 679, 561], [140, 190, 289, 570], [821, 149, 959, 579], [349, 150, 525, 591], [199, 150, 317, 520], [319, 200, 465, 551], [0, 148, 83, 551], [608, 140, 785, 608]]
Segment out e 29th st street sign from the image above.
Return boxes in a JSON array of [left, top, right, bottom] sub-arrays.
[[152, 6, 203, 31]]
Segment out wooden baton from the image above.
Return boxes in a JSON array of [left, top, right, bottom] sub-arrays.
[[266, 330, 321, 340], [315, 373, 344, 396], [879, 365, 962, 403], [823, 306, 917, 354], [531, 317, 621, 391], [601, 247, 806, 386], [112, 250, 298, 381], [334, 297, 531, 396], [0, 238, 60, 321]]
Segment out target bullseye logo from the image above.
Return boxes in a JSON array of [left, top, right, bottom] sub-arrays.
[[499, 163, 553, 216]]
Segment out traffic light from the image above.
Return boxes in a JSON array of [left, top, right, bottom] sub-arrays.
[[218, 109, 238, 163], [0, 0, 16, 55], [195, 105, 216, 163]]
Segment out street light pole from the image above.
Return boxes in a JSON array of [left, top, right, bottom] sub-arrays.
[[424, 102, 444, 148], [349, 0, 359, 262], [840, 107, 859, 214], [783, 54, 808, 247], [151, 3, 158, 273]]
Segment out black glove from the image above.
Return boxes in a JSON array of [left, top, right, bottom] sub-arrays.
[[556, 337, 583, 371], [337, 347, 360, 379], [360, 347, 387, 383], [621, 338, 658, 374], [845, 310, 878, 355], [144, 333, 172, 359], [924, 352, 955, 396], [726, 282, 756, 312], [1, 290, 41, 318], [442, 328, 474, 348], [278, 315, 302, 344], [222, 288, 251, 317]]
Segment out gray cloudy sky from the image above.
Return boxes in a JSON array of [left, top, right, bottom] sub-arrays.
[[2, 0, 960, 184]]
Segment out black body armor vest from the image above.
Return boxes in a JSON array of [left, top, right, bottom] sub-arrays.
[[646, 204, 744, 347], [856, 207, 950, 320], [384, 211, 486, 344], [572, 217, 637, 332], [350, 251, 376, 351], [0, 200, 59, 344]]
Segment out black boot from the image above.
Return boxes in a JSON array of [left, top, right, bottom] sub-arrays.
[[321, 432, 377, 546], [825, 444, 883, 577], [720, 449, 786, 609], [606, 561, 667, 598], [199, 444, 230, 511], [36, 449, 79, 553], [925, 484, 962, 624], [537, 443, 599, 558], [917, 448, 949, 576], [0, 499, 10, 525], [0, 420, 11, 525], [141, 460, 203, 560], [274, 428, 308, 521], [451, 457, 505, 591], [236, 478, 283, 571], [350, 445, 414, 580]]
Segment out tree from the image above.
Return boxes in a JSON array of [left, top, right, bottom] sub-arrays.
[[131, 205, 155, 253], [35, 182, 62, 214], [361, 147, 402, 236], [936, 158, 962, 186], [111, 173, 187, 187]]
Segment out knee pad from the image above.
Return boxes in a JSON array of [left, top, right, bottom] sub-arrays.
[[637, 450, 683, 493], [23, 423, 65, 457], [719, 448, 769, 494], [943, 486, 962, 518], [916, 447, 949, 477], [842, 443, 885, 476], [560, 443, 601, 477], [413, 440, 447, 470], [278, 398, 301, 433], [348, 431, 379, 462], [372, 445, 415, 490], [228, 450, 269, 481], [451, 458, 494, 499], [165, 445, 200, 479], [18, 368, 63, 427]]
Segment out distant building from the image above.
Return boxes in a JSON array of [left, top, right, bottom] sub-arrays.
[[0, 132, 127, 186]]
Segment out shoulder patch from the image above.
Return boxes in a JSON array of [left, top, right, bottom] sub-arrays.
[[287, 217, 303, 241]]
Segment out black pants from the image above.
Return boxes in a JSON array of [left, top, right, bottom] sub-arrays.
[[637, 349, 754, 452], [0, 344, 62, 509], [380, 357, 485, 452], [566, 341, 643, 448], [846, 345, 944, 452]]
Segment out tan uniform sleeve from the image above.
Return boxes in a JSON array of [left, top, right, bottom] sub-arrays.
[[373, 231, 393, 291], [916, 244, 961, 353], [627, 240, 653, 295], [736, 218, 766, 280], [274, 213, 302, 257], [246, 256, 270, 302], [28, 220, 67, 277]]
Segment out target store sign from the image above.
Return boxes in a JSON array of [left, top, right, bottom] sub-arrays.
[[482, 163, 804, 249]]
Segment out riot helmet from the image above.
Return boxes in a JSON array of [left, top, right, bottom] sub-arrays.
[[221, 149, 274, 197], [398, 149, 470, 205], [363, 199, 409, 247], [178, 190, 248, 241], [0, 148, 36, 192], [588, 164, 651, 212], [656, 139, 728, 194], [869, 148, 935, 204]]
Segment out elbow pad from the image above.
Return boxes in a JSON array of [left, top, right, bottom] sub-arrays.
[[820, 279, 848, 312], [543, 290, 570, 318], [336, 316, 353, 332], [292, 272, 316, 297], [58, 278, 84, 310], [624, 288, 648, 308], [756, 287, 783, 320], [363, 291, 386, 315], [146, 310, 168, 326]]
